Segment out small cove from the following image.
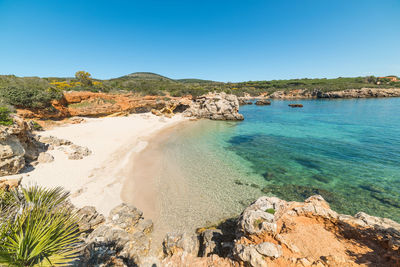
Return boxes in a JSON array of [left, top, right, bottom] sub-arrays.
[[125, 98, 400, 243]]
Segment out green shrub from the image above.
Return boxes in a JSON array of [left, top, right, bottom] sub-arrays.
[[0, 186, 81, 266], [0, 106, 13, 126], [265, 208, 275, 215], [0, 86, 62, 109]]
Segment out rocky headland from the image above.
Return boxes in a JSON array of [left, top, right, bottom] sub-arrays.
[[73, 195, 400, 266], [268, 88, 400, 99]]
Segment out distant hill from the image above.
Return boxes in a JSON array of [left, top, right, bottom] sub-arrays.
[[176, 78, 220, 84], [114, 72, 173, 81]]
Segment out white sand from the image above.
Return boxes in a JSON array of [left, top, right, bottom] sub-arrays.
[[15, 113, 186, 215]]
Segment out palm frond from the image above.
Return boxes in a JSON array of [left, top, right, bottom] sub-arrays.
[[0, 185, 81, 266]]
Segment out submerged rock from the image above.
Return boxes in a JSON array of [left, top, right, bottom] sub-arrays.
[[288, 103, 303, 108], [184, 92, 244, 120]]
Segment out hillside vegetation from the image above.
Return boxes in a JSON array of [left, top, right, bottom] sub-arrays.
[[0, 72, 399, 109]]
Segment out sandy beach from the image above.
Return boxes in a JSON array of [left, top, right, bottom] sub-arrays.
[[5, 113, 186, 215]]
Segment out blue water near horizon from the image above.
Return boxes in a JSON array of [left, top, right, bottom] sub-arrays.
[[160, 98, 400, 224]]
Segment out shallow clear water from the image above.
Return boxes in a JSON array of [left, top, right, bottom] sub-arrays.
[[159, 98, 400, 225]]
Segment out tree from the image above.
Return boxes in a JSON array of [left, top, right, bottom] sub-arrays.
[[75, 71, 93, 86]]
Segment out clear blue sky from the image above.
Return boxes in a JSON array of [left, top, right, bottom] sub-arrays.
[[0, 0, 399, 82]]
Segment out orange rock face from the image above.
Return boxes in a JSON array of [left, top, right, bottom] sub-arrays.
[[16, 91, 192, 120]]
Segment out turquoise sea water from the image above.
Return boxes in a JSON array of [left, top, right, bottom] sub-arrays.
[[159, 98, 400, 225]]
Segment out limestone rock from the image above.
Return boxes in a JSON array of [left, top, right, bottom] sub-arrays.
[[36, 135, 72, 146], [0, 116, 44, 176], [255, 242, 282, 258], [76, 206, 105, 234], [37, 152, 54, 163], [184, 92, 244, 120], [78, 203, 153, 266], [68, 145, 92, 160], [163, 232, 200, 257], [233, 244, 267, 267], [200, 229, 224, 256]]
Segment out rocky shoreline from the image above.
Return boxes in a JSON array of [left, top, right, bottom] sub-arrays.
[[73, 195, 400, 266], [268, 88, 400, 99]]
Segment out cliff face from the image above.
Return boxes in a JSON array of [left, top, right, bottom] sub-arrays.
[[268, 88, 400, 99], [17, 92, 192, 120]]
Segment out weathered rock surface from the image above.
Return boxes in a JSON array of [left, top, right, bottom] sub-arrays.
[[0, 116, 92, 177], [77, 203, 153, 267], [17, 91, 192, 120], [184, 92, 244, 120], [269, 88, 400, 99], [0, 116, 44, 176], [37, 152, 54, 163], [162, 195, 400, 267]]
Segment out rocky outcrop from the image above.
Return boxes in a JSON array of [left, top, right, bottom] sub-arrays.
[[17, 92, 192, 120], [269, 88, 400, 99], [238, 98, 253, 105], [35, 135, 92, 161], [183, 92, 244, 120], [77, 203, 153, 267], [0, 116, 92, 177], [162, 195, 400, 266], [255, 99, 271, 105], [0, 116, 44, 176]]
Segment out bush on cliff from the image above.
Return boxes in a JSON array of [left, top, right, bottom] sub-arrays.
[[0, 186, 81, 266], [0, 106, 13, 126], [0, 85, 62, 109]]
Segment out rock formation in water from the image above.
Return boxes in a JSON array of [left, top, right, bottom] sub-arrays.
[[183, 92, 244, 120], [255, 99, 271, 105], [288, 104, 303, 108], [238, 98, 253, 105], [269, 88, 400, 99]]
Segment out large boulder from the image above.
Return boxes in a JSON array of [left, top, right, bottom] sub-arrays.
[[0, 116, 44, 176], [184, 92, 244, 120], [77, 203, 153, 266]]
